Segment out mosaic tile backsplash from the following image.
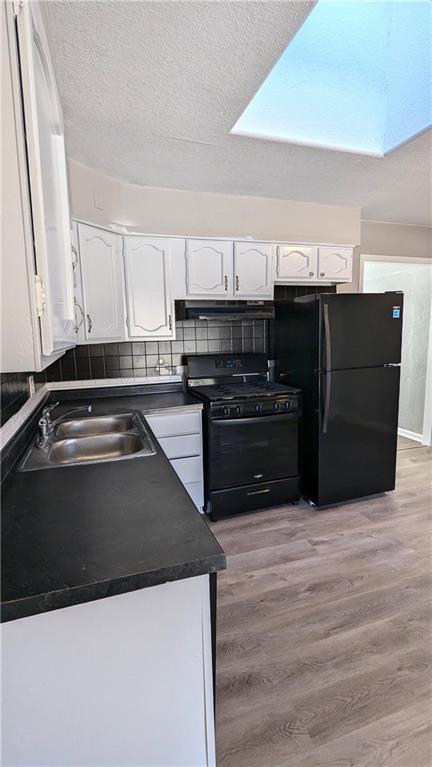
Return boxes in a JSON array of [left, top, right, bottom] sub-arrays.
[[0, 372, 30, 426]]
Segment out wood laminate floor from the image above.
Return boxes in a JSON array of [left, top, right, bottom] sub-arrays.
[[212, 444, 432, 767]]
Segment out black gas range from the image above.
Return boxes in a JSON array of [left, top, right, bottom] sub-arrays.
[[186, 354, 301, 520]]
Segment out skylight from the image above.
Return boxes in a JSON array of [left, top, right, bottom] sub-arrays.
[[231, 1, 432, 157]]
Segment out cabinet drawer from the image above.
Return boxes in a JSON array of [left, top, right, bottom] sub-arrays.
[[185, 481, 204, 512], [146, 411, 201, 438], [171, 456, 202, 484], [158, 434, 201, 460], [209, 476, 300, 521]]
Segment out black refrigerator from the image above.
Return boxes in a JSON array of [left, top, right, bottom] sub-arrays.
[[275, 292, 403, 506]]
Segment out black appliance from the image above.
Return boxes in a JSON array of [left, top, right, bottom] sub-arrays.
[[275, 292, 403, 507], [186, 353, 301, 521], [175, 300, 275, 321]]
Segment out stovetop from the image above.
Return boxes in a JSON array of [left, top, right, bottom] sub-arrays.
[[191, 381, 298, 403]]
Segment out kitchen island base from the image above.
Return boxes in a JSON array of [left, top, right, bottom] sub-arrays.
[[1, 575, 216, 766]]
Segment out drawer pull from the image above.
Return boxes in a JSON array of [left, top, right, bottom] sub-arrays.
[[247, 488, 271, 496]]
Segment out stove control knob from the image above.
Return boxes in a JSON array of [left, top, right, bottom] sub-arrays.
[[284, 400, 291, 410], [255, 402, 263, 413], [234, 405, 242, 415], [223, 406, 230, 417], [274, 401, 281, 411]]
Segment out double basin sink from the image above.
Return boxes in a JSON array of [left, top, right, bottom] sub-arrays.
[[19, 412, 156, 471]]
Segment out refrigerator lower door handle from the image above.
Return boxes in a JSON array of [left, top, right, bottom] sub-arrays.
[[323, 303, 332, 372], [322, 371, 332, 434]]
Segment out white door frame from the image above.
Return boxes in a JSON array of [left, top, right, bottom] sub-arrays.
[[360, 253, 432, 447]]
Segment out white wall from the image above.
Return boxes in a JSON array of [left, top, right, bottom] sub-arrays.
[[339, 221, 432, 293], [363, 259, 432, 437], [68, 159, 361, 245]]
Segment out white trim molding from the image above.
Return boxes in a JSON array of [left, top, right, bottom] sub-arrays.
[[398, 428, 422, 444]]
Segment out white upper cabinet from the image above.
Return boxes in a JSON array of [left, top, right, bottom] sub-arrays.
[[16, 1, 75, 355], [71, 222, 85, 343], [234, 243, 274, 298], [185, 240, 232, 297], [77, 224, 125, 342], [275, 245, 318, 281], [318, 246, 353, 282], [123, 236, 175, 339]]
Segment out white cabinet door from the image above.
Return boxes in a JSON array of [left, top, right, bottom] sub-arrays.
[[186, 240, 232, 297], [234, 243, 274, 298], [71, 222, 85, 343], [77, 224, 125, 342], [318, 246, 353, 282], [276, 245, 318, 281], [124, 237, 175, 339], [16, 1, 75, 355]]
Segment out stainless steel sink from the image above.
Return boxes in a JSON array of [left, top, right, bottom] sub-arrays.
[[49, 433, 148, 465], [55, 414, 135, 439], [19, 412, 156, 471]]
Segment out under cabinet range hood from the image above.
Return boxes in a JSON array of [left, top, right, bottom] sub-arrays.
[[175, 300, 275, 321]]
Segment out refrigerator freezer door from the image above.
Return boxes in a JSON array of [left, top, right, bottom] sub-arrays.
[[320, 293, 403, 370], [313, 366, 400, 506]]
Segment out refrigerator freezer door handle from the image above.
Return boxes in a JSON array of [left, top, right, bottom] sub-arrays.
[[323, 303, 332, 372]]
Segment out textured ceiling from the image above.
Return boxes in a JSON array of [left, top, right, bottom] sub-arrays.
[[45, 0, 432, 227]]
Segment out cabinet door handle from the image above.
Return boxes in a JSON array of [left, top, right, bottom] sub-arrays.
[[224, 275, 228, 291], [169, 314, 173, 330], [87, 313, 93, 333], [309, 271, 314, 277], [71, 245, 78, 271], [320, 272, 325, 277], [235, 275, 239, 291], [73, 298, 84, 333], [246, 488, 270, 496]]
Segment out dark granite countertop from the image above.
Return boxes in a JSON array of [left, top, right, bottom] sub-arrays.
[[1, 386, 225, 623]]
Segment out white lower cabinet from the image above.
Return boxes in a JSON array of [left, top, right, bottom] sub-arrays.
[[123, 236, 175, 340], [1, 576, 215, 767], [146, 410, 204, 512]]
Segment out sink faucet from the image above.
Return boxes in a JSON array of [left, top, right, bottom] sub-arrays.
[[37, 403, 92, 448]]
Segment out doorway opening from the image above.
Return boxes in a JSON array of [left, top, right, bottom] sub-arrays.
[[360, 254, 432, 446]]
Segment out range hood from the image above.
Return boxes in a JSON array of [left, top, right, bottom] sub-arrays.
[[175, 300, 275, 321]]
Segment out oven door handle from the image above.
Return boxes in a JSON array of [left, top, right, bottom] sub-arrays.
[[213, 413, 299, 426]]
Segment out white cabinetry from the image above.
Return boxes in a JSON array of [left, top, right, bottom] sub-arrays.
[[71, 222, 85, 343], [1, 1, 75, 371], [318, 246, 353, 282], [234, 242, 274, 298], [123, 237, 175, 340], [178, 238, 274, 299], [275, 245, 318, 281], [77, 224, 125, 342], [2, 577, 216, 767], [274, 243, 353, 285], [146, 410, 204, 512], [185, 239, 232, 297]]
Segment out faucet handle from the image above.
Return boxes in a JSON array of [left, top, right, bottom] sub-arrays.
[[41, 402, 60, 418]]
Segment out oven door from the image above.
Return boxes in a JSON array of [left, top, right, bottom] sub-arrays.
[[209, 413, 298, 491]]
